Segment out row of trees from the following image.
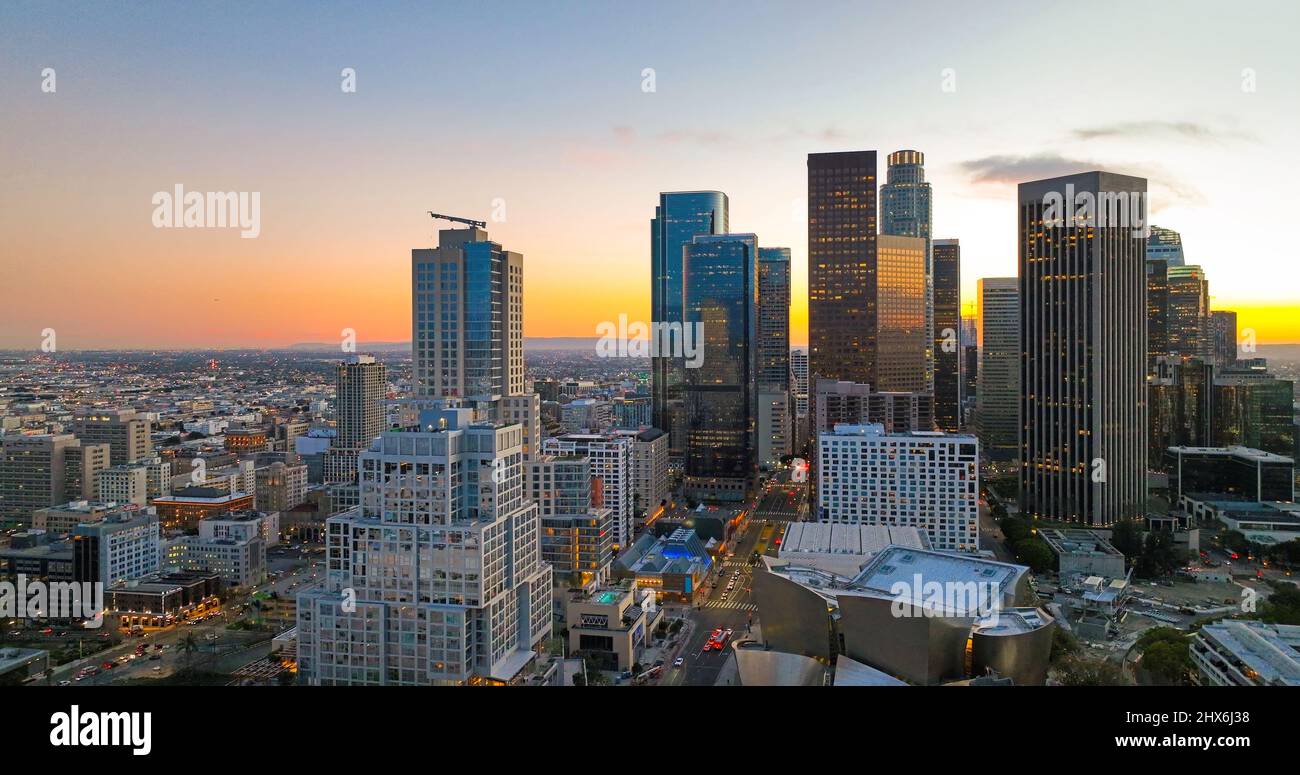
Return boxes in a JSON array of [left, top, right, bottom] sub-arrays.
[[1109, 521, 1181, 578]]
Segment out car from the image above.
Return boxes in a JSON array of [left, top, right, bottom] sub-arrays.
[[101, 661, 115, 670], [148, 654, 160, 661], [152, 666, 162, 672], [673, 657, 684, 667], [59, 680, 71, 686]]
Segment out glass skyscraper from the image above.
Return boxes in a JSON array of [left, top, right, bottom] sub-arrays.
[[932, 239, 962, 431], [1147, 225, 1185, 267], [682, 233, 757, 502], [651, 192, 729, 459], [880, 150, 935, 392], [808, 151, 876, 387], [757, 247, 792, 468], [1167, 265, 1211, 361]]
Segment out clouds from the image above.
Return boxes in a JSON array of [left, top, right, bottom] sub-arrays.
[[1072, 120, 1254, 143], [956, 153, 1205, 209], [958, 153, 1101, 185]]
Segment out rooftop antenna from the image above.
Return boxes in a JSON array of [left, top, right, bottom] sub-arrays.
[[428, 211, 486, 229]]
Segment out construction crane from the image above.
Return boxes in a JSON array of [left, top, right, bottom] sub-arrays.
[[428, 211, 486, 229]]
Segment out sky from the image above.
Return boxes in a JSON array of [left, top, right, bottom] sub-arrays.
[[2, 0, 1298, 350]]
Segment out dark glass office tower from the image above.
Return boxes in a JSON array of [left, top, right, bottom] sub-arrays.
[[682, 234, 757, 502], [757, 247, 792, 468], [1145, 257, 1168, 374], [933, 239, 961, 430], [1210, 310, 1238, 367], [1214, 377, 1296, 456], [651, 192, 729, 459], [808, 151, 876, 387], [1148, 358, 1214, 467], [880, 150, 935, 392], [1019, 172, 1148, 526], [757, 248, 791, 391]]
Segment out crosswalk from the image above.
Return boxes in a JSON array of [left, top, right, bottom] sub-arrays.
[[702, 599, 757, 612]]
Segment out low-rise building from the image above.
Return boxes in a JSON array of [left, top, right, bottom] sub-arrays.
[[613, 527, 712, 604], [564, 582, 663, 672], [106, 571, 222, 629], [1040, 528, 1127, 579], [151, 486, 254, 530], [1191, 620, 1300, 686]]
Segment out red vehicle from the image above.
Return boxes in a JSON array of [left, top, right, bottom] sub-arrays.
[[101, 661, 116, 670], [702, 628, 724, 652]]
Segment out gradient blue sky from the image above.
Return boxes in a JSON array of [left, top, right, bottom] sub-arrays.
[[2, 0, 1298, 348]]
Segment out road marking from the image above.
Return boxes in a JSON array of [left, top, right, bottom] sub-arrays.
[[702, 600, 757, 611]]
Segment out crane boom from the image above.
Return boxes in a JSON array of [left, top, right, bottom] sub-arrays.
[[428, 211, 487, 229]]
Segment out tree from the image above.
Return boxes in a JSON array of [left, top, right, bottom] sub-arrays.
[[1136, 530, 1181, 578], [1055, 654, 1125, 686], [179, 632, 200, 677], [1221, 530, 1252, 555], [1000, 516, 1031, 544], [1259, 582, 1300, 625], [1050, 626, 1080, 664], [1264, 539, 1300, 567], [1110, 519, 1143, 562], [1141, 640, 1191, 685], [1013, 537, 1054, 573]]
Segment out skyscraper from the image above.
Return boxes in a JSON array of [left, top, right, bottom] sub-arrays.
[[334, 355, 387, 449], [412, 226, 524, 403], [651, 191, 729, 459], [324, 355, 387, 485], [1147, 225, 1185, 267], [975, 278, 1019, 459], [808, 151, 876, 386], [880, 150, 935, 392], [932, 239, 962, 431], [757, 247, 792, 469], [297, 407, 552, 685], [1210, 310, 1238, 367], [875, 235, 929, 393], [790, 348, 810, 454], [1145, 257, 1168, 373], [1167, 265, 1210, 361], [683, 233, 757, 502], [1019, 172, 1148, 526]]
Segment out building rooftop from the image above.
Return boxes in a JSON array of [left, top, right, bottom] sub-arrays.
[[1040, 528, 1124, 558], [1199, 621, 1300, 687], [1168, 445, 1294, 464]]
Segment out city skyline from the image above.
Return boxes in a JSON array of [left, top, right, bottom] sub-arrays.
[[3, 2, 1299, 350]]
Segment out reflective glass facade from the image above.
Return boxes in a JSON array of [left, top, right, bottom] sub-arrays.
[[650, 192, 729, 456], [683, 234, 757, 501]]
